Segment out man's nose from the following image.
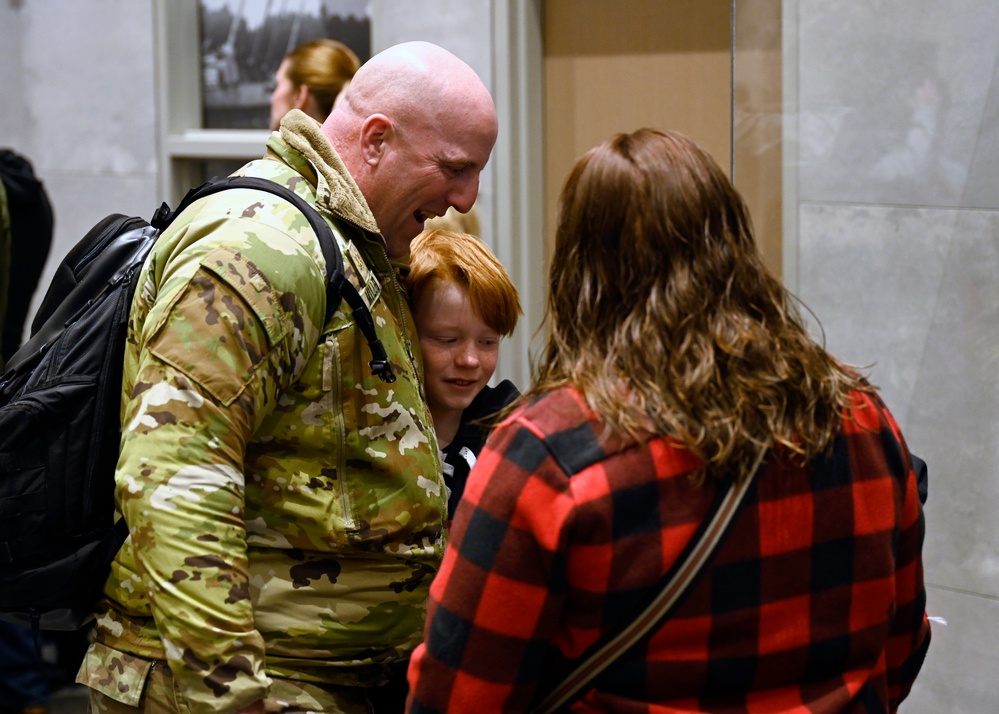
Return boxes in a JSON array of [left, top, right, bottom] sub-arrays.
[[448, 175, 480, 214]]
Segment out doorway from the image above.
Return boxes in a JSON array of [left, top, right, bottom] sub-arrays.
[[542, 0, 782, 271]]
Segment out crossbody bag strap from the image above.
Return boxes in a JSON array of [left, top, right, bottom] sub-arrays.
[[531, 448, 767, 714]]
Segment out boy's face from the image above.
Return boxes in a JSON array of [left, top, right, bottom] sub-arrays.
[[413, 279, 499, 421]]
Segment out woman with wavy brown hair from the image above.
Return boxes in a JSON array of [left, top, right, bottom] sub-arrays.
[[407, 128, 930, 713]]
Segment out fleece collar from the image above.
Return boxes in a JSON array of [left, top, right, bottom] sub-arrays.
[[277, 110, 381, 235]]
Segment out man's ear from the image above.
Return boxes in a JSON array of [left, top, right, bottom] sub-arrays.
[[359, 114, 392, 166]]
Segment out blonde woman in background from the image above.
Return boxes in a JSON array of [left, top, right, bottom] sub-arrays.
[[269, 38, 360, 130]]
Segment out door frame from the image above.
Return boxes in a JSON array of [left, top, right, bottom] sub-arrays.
[[490, 0, 546, 387]]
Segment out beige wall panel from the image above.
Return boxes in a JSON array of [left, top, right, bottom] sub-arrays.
[[543, 0, 732, 248]]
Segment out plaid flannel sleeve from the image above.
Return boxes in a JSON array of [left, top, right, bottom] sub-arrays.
[[407, 412, 576, 713], [406, 388, 932, 714], [877, 398, 931, 709]]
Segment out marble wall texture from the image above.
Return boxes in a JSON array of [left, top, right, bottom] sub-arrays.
[[0, 0, 160, 338], [0, 0, 994, 710], [791, 1, 999, 711]]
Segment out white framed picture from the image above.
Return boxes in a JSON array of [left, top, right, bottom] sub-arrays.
[[198, 0, 371, 129]]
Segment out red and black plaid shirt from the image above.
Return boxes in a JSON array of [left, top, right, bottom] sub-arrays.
[[407, 387, 930, 713]]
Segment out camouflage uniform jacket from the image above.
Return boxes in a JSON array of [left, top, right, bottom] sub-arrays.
[[78, 111, 446, 712]]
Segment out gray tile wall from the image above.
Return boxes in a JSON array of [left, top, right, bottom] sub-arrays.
[[0, 0, 159, 343], [793, 2, 999, 710]]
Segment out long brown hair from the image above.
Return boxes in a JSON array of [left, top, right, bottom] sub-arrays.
[[531, 128, 867, 482]]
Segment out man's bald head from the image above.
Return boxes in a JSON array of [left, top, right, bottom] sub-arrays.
[[337, 42, 494, 128], [323, 42, 498, 258]]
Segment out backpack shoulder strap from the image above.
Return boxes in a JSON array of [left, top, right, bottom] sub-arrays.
[[158, 176, 394, 383]]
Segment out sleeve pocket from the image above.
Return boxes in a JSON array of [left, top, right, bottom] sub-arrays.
[[148, 247, 288, 406], [75, 641, 152, 706]]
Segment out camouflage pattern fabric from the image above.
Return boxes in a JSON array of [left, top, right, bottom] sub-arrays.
[[76, 111, 445, 713], [79, 644, 371, 713]]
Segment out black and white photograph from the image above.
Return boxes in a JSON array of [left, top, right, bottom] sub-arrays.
[[199, 0, 371, 128]]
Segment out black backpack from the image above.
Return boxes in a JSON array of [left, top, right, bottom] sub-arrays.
[[0, 175, 394, 633]]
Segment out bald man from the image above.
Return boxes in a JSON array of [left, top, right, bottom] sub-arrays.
[[75, 42, 498, 714]]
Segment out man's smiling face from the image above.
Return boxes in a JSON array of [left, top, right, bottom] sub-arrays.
[[364, 111, 497, 259]]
